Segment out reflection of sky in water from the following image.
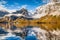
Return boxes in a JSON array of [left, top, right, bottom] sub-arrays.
[[5, 37, 21, 40], [0, 25, 60, 40], [0, 32, 23, 40], [1, 23, 59, 40], [0, 26, 47, 40], [0, 28, 37, 40]]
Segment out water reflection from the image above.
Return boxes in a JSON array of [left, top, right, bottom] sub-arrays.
[[0, 22, 60, 40], [0, 21, 58, 31]]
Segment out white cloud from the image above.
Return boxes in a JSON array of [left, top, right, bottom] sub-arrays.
[[0, 1, 28, 13], [42, 0, 50, 3], [33, 0, 40, 4], [0, 0, 9, 11], [20, 5, 28, 9], [0, 4, 7, 11], [0, 0, 7, 5], [8, 4, 28, 13], [0, 1, 29, 13], [0, 1, 17, 13], [0, 1, 18, 13]]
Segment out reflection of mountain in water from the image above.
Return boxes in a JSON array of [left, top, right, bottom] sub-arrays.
[[0, 27, 8, 34], [0, 25, 60, 40]]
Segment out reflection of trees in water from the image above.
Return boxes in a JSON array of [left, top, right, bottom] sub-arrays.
[[0, 15, 60, 30], [0, 23, 60, 40], [0, 23, 14, 29], [12, 15, 60, 31]]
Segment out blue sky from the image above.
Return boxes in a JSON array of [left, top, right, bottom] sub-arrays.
[[0, 0, 49, 12]]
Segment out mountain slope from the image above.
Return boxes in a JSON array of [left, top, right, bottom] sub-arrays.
[[0, 10, 9, 17], [12, 8, 29, 16], [32, 0, 60, 19]]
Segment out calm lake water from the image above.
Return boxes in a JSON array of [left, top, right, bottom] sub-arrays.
[[0, 23, 60, 40]]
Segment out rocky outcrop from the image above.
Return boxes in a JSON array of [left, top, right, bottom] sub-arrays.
[[32, 0, 60, 19]]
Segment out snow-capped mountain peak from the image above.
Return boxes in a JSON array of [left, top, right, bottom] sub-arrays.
[[32, 0, 60, 19]]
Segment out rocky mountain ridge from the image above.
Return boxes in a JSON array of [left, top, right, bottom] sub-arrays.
[[32, 0, 60, 19]]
